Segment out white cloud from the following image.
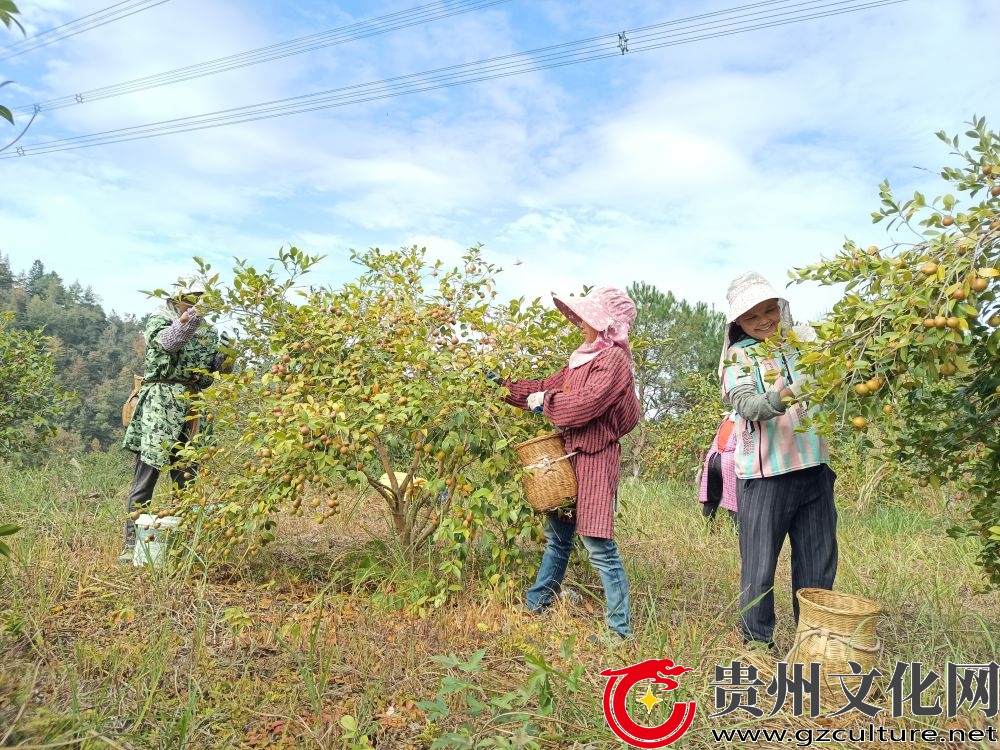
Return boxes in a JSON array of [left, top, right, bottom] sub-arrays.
[[0, 0, 997, 329]]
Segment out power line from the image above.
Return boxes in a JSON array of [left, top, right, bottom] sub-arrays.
[[5, 0, 868, 117], [11, 0, 515, 114], [1, 0, 912, 159], [2, 0, 909, 154], [0, 0, 171, 62]]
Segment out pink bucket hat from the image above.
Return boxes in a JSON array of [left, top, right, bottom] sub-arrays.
[[553, 286, 637, 354]]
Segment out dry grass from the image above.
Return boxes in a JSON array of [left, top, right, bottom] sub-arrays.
[[1, 453, 998, 749]]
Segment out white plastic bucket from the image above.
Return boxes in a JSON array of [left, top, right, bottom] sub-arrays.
[[133, 514, 182, 567]]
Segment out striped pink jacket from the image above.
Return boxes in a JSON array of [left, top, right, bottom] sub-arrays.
[[505, 347, 640, 539]]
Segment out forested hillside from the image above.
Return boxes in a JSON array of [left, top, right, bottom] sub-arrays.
[[0, 255, 145, 451]]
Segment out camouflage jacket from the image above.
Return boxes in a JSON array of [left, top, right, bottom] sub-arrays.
[[122, 305, 220, 469]]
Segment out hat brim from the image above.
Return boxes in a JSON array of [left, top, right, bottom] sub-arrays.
[[553, 295, 590, 329], [727, 292, 788, 323]]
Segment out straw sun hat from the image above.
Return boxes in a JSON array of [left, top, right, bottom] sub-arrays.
[[725, 272, 789, 324], [718, 272, 794, 379]]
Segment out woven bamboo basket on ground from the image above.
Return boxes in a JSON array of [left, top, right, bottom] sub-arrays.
[[784, 588, 882, 707], [513, 432, 578, 513]]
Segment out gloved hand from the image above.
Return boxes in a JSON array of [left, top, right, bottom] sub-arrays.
[[527, 391, 545, 414], [787, 373, 816, 400], [178, 307, 202, 325], [485, 370, 503, 386]]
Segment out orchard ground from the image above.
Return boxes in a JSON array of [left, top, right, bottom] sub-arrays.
[[1, 451, 998, 749]]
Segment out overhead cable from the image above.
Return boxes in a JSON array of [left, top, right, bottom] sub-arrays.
[[1, 0, 912, 159], [11, 0, 514, 114], [0, 0, 171, 62]]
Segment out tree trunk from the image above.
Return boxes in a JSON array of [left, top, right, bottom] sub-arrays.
[[629, 424, 646, 479]]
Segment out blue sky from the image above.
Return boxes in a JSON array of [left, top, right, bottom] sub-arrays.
[[1, 0, 998, 322]]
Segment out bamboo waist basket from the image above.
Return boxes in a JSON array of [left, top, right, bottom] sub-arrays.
[[513, 432, 578, 513], [785, 588, 883, 707], [121, 374, 144, 427]]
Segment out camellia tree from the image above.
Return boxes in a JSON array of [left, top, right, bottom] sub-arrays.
[[0, 309, 73, 560], [0, 1, 63, 561], [791, 117, 1000, 586], [163, 245, 575, 592], [0, 312, 71, 462]]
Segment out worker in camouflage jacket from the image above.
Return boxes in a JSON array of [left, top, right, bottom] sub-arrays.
[[120, 276, 231, 560]]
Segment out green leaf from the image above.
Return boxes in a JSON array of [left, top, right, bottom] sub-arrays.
[[0, 1, 24, 35], [0, 104, 12, 125], [0, 524, 21, 536], [458, 648, 485, 673], [339, 715, 357, 732]]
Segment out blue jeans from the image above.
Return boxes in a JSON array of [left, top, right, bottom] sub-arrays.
[[525, 514, 632, 637]]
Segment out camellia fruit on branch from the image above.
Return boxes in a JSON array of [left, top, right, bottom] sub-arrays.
[[790, 117, 1000, 586], [166, 245, 573, 591]]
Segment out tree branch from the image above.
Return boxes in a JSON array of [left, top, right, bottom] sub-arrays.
[[0, 107, 36, 154]]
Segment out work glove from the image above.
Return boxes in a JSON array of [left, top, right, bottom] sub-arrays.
[[527, 391, 545, 414], [790, 324, 819, 344], [787, 373, 817, 400], [178, 307, 201, 325], [485, 369, 503, 386]]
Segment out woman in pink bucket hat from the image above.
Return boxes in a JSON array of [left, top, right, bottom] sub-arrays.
[[718, 272, 837, 651], [497, 286, 641, 642]]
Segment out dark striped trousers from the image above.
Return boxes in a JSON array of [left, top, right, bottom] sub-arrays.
[[737, 464, 838, 645]]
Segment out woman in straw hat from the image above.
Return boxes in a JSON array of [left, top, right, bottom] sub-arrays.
[[499, 286, 641, 641], [719, 272, 837, 650]]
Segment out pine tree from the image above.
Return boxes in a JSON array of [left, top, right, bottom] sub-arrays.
[[25, 260, 45, 298], [0, 254, 12, 292], [626, 282, 726, 477]]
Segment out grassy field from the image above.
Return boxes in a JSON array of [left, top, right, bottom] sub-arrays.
[[1, 452, 997, 749]]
